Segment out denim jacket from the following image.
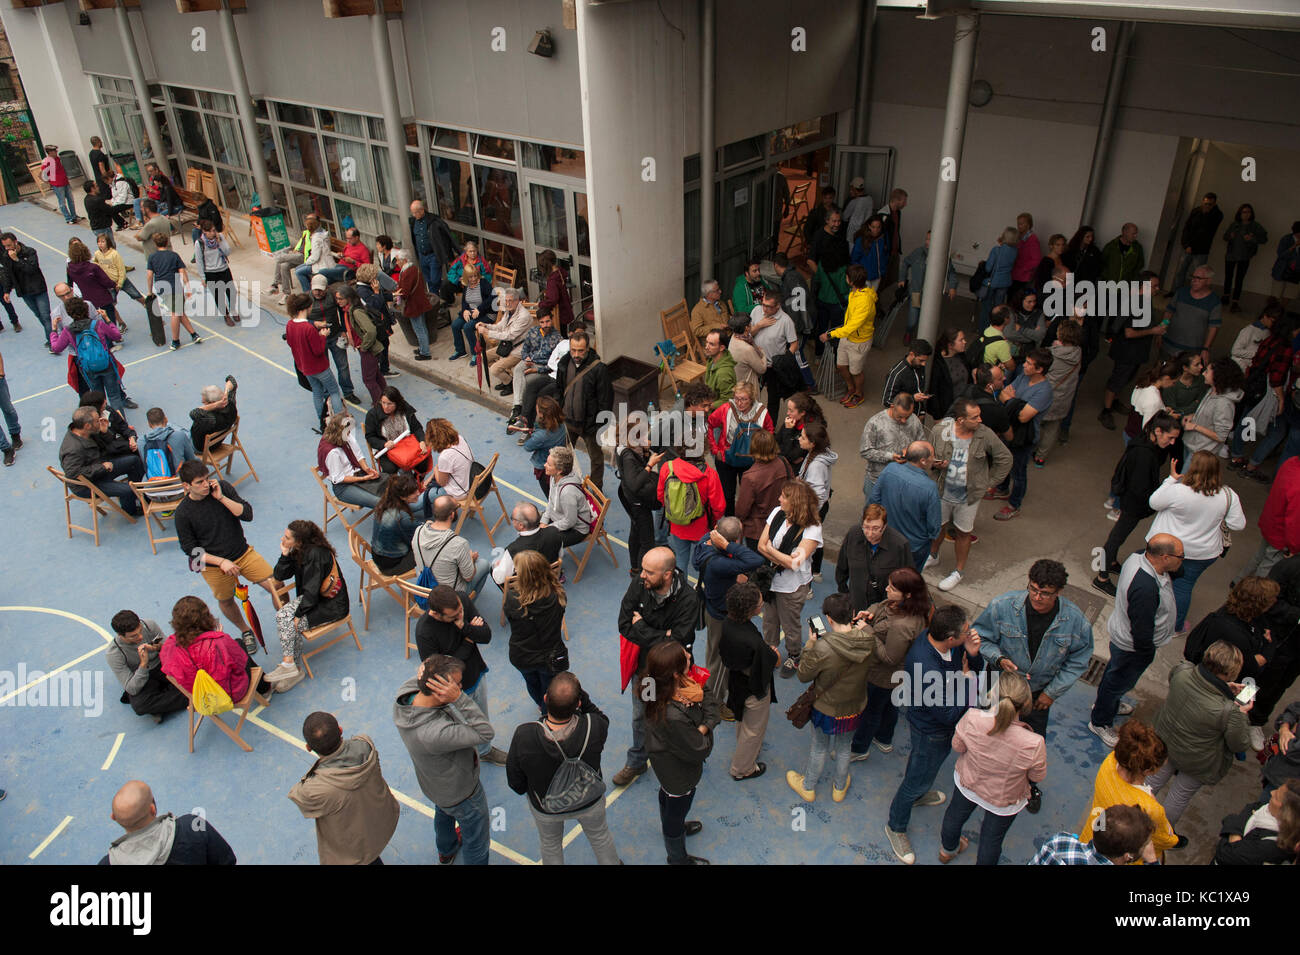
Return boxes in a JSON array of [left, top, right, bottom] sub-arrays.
[[973, 591, 1094, 700]]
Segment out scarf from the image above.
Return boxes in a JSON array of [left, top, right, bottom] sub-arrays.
[[317, 437, 362, 479], [672, 677, 703, 706]]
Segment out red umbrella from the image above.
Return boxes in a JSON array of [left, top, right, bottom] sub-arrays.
[[234, 583, 266, 651], [473, 332, 485, 391]]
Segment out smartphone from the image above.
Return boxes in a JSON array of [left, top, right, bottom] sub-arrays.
[[1235, 683, 1257, 706], [809, 615, 827, 637]]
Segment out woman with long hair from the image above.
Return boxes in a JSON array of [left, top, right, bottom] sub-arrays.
[[93, 231, 145, 332], [363, 385, 429, 476], [265, 519, 349, 692], [759, 479, 823, 675], [644, 640, 719, 866], [775, 392, 824, 471], [1063, 226, 1102, 283], [1222, 203, 1269, 314], [1148, 450, 1247, 629], [66, 236, 118, 325], [797, 419, 837, 577], [1034, 233, 1068, 292], [522, 395, 568, 497], [849, 567, 932, 760], [1080, 719, 1181, 863], [938, 671, 1046, 865], [929, 328, 968, 421], [1123, 359, 1179, 444], [504, 550, 568, 712], [370, 472, 427, 576], [159, 595, 270, 700], [1005, 287, 1047, 354], [318, 412, 388, 508], [424, 417, 476, 498], [1180, 356, 1245, 463], [736, 429, 792, 549], [1162, 350, 1209, 416]]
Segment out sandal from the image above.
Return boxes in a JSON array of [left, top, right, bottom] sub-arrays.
[[938, 835, 969, 864], [732, 763, 767, 781]]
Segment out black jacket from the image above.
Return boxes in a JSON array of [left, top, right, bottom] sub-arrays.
[[197, 198, 223, 233], [505, 591, 566, 670], [59, 428, 110, 482], [415, 593, 491, 689], [928, 353, 957, 422], [408, 214, 455, 278], [618, 569, 699, 659], [506, 694, 609, 813], [719, 618, 778, 715], [1213, 804, 1297, 865], [273, 545, 350, 629], [190, 398, 237, 455], [1184, 606, 1269, 682], [98, 813, 236, 865], [506, 527, 563, 566], [555, 347, 613, 434], [836, 524, 913, 612], [775, 424, 807, 471], [364, 405, 422, 452], [6, 243, 46, 296], [85, 193, 115, 231], [1110, 438, 1169, 518], [1262, 700, 1300, 791], [1182, 206, 1225, 256], [1064, 244, 1103, 284], [617, 446, 661, 510], [645, 696, 719, 794]]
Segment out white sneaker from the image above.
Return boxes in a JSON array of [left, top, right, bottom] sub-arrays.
[[274, 670, 305, 693], [938, 570, 962, 592], [1117, 701, 1135, 716], [1249, 725, 1266, 751], [923, 555, 939, 572], [873, 740, 894, 754], [1106, 509, 1121, 521], [1088, 722, 1119, 748], [266, 662, 299, 683]]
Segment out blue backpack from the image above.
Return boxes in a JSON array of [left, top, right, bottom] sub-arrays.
[[76, 320, 112, 375], [142, 433, 176, 481], [412, 527, 452, 610], [724, 405, 762, 468]]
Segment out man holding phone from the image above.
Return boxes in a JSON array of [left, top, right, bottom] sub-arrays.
[[106, 609, 188, 722], [174, 458, 280, 655]]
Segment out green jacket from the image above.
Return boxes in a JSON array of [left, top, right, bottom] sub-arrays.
[[796, 625, 876, 718], [1153, 662, 1251, 784], [928, 420, 1013, 504], [732, 275, 764, 316], [1100, 237, 1145, 283], [346, 306, 385, 356], [705, 351, 736, 409]]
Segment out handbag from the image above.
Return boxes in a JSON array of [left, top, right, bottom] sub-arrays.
[[1219, 488, 1236, 556], [785, 647, 846, 729], [319, 555, 343, 598], [548, 642, 570, 674], [387, 433, 430, 471], [495, 336, 515, 358]]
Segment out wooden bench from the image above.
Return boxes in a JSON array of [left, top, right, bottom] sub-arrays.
[[173, 187, 241, 248]]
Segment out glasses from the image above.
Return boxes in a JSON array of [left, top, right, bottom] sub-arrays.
[[1027, 584, 1059, 599]]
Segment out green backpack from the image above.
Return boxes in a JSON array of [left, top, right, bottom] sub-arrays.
[[663, 461, 704, 525]]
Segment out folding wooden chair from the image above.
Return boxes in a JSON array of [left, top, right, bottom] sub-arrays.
[[562, 478, 618, 583], [269, 579, 364, 679], [129, 476, 186, 555], [309, 465, 373, 534], [655, 336, 707, 395], [167, 666, 271, 753], [47, 466, 137, 546], [779, 179, 812, 256], [347, 527, 414, 631], [394, 577, 433, 659], [200, 417, 259, 487], [492, 263, 517, 290], [453, 452, 508, 546], [660, 299, 705, 365]]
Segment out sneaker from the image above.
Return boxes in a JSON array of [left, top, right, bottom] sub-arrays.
[[274, 293, 288, 306], [923, 554, 940, 572], [1026, 783, 1042, 814], [266, 662, 299, 683], [843, 394, 864, 409], [850, 749, 871, 763], [873, 739, 894, 754], [274, 670, 305, 693], [1097, 408, 1116, 431], [516, 435, 528, 445], [832, 774, 851, 802], [993, 505, 1019, 521], [938, 570, 962, 592], [10, 436, 21, 450], [1033, 455, 1045, 468], [884, 826, 915, 865], [468, 356, 477, 366], [779, 658, 799, 679], [414, 353, 432, 361], [448, 351, 467, 361], [938, 835, 969, 864], [1249, 725, 1266, 751], [785, 770, 815, 802], [1092, 575, 1117, 597], [124, 398, 139, 410], [170, 340, 181, 351], [1088, 722, 1119, 748], [191, 333, 202, 344], [481, 746, 509, 766], [385, 369, 400, 378], [612, 764, 646, 787], [2, 449, 13, 467], [914, 790, 946, 807], [1117, 701, 1135, 716], [1227, 457, 1248, 472], [984, 487, 1010, 501], [1106, 508, 1121, 521], [733, 762, 766, 781]]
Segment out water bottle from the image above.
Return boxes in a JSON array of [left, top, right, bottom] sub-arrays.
[[646, 402, 657, 450]]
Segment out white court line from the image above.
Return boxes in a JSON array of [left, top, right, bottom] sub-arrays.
[[29, 815, 73, 860], [100, 732, 125, 771]]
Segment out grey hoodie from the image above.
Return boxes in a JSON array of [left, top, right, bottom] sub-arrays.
[[1183, 388, 1244, 458], [798, 449, 839, 507], [1043, 343, 1082, 421], [412, 523, 477, 590], [543, 470, 593, 533], [392, 677, 493, 807], [107, 813, 177, 865]]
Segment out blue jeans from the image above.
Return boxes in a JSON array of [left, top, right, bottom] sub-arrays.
[[305, 369, 345, 423], [327, 341, 356, 396], [418, 252, 441, 298], [628, 690, 648, 770], [654, 508, 670, 545], [294, 264, 348, 292], [1090, 642, 1155, 727], [467, 676, 493, 759], [20, 294, 52, 340], [804, 726, 853, 792], [83, 367, 126, 412], [669, 534, 700, 578], [0, 375, 18, 450], [52, 183, 76, 221], [462, 555, 492, 599], [658, 787, 697, 863], [434, 780, 490, 865], [92, 226, 113, 241], [850, 683, 900, 753], [409, 311, 432, 357], [85, 453, 145, 515], [940, 786, 1020, 865], [1171, 555, 1215, 631], [1282, 425, 1300, 469], [333, 480, 384, 510], [518, 667, 551, 713], [911, 541, 932, 573], [1007, 446, 1031, 510], [1235, 417, 1288, 466], [887, 722, 955, 833], [450, 315, 483, 356]]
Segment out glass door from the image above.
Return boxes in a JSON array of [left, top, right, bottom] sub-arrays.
[[520, 171, 591, 317], [834, 146, 894, 215]]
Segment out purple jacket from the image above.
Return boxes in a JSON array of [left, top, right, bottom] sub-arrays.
[[50, 316, 122, 355], [67, 261, 118, 310]]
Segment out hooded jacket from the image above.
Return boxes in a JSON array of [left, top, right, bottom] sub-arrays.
[[657, 457, 725, 540], [287, 735, 400, 865], [618, 568, 698, 658], [796, 625, 876, 718], [141, 424, 198, 469], [160, 630, 250, 701], [67, 260, 117, 311], [392, 678, 493, 807], [1154, 662, 1251, 784], [99, 812, 236, 865], [1043, 342, 1082, 421], [1109, 438, 1170, 519], [543, 470, 593, 534], [645, 693, 720, 794], [798, 448, 838, 507], [1181, 387, 1243, 458]]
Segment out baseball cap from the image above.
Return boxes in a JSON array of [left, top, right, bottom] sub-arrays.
[[850, 176, 865, 190], [311, 274, 328, 291]]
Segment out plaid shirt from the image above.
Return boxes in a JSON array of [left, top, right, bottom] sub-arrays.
[[1246, 334, 1295, 388], [1029, 833, 1114, 865], [520, 325, 561, 366]]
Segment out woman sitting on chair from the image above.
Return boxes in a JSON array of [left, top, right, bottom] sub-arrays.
[[265, 520, 351, 693], [318, 412, 388, 509], [364, 386, 430, 476], [160, 596, 271, 701], [370, 472, 427, 577], [424, 417, 476, 499]]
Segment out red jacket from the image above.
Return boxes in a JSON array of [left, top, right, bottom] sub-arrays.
[[1259, 456, 1300, 554], [286, 317, 330, 376], [706, 402, 774, 460], [160, 630, 250, 701], [397, 264, 433, 317], [657, 458, 725, 541]]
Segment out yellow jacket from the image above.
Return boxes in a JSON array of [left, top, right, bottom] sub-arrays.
[[93, 249, 126, 289], [1078, 751, 1180, 863], [830, 286, 876, 343]]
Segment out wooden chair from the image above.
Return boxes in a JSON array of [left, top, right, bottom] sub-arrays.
[[394, 576, 433, 659], [347, 527, 414, 631], [492, 263, 517, 290], [309, 464, 373, 534], [201, 417, 259, 487], [128, 477, 186, 555], [453, 452, 508, 546], [660, 299, 705, 365], [562, 478, 618, 584], [47, 466, 137, 546], [166, 666, 271, 754], [655, 334, 707, 395], [779, 179, 812, 256], [269, 579, 363, 679]]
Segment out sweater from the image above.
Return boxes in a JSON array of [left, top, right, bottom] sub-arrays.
[[1079, 751, 1181, 860], [860, 409, 924, 483], [1154, 662, 1251, 784], [543, 471, 593, 534], [174, 480, 253, 562], [286, 318, 330, 376], [506, 701, 610, 813], [1108, 551, 1176, 654], [286, 735, 400, 865], [1147, 478, 1245, 561], [392, 681, 493, 807], [414, 594, 491, 688]]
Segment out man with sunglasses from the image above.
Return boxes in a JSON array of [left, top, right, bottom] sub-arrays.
[[1089, 533, 1184, 748], [973, 559, 1093, 812]]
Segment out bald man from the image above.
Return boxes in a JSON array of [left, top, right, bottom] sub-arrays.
[[612, 546, 700, 786], [99, 780, 236, 865], [868, 441, 943, 571], [1089, 533, 1184, 748]]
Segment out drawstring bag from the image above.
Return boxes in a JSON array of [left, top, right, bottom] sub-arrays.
[[191, 669, 234, 716], [538, 714, 606, 812]]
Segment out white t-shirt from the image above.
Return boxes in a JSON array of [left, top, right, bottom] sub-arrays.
[[765, 506, 823, 593], [437, 435, 474, 498], [750, 306, 797, 362], [1130, 385, 1165, 427]]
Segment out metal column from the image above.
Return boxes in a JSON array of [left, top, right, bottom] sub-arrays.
[[917, 12, 979, 346], [113, 2, 166, 173], [699, 0, 716, 285], [217, 2, 273, 210], [850, 0, 877, 145], [371, 12, 413, 220], [1079, 21, 1134, 228]]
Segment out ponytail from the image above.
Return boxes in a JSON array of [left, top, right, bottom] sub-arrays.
[[987, 670, 1031, 736]]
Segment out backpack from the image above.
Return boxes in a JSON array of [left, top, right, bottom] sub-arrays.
[[537, 714, 607, 813], [663, 460, 704, 526], [969, 259, 989, 295], [191, 668, 233, 716], [964, 330, 997, 371], [723, 405, 762, 469], [143, 432, 177, 481], [76, 320, 112, 374], [412, 527, 453, 610], [1182, 614, 1217, 665]]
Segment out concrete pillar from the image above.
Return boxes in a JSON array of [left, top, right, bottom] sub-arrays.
[[699, 0, 716, 286], [113, 2, 166, 173], [216, 3, 273, 210], [917, 13, 979, 346], [1079, 21, 1134, 228], [370, 12, 413, 220], [575, 0, 687, 363], [850, 0, 877, 146]]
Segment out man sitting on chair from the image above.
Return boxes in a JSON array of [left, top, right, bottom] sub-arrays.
[[189, 375, 238, 454], [59, 405, 144, 516], [491, 502, 564, 587], [412, 494, 492, 597], [540, 446, 593, 549]]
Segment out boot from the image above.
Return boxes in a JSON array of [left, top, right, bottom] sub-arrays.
[[664, 833, 709, 865]]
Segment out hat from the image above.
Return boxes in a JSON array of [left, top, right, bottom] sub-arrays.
[[311, 274, 329, 291], [45, 144, 57, 153], [850, 176, 865, 191]]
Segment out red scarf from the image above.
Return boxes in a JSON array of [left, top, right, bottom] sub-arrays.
[[317, 437, 363, 479]]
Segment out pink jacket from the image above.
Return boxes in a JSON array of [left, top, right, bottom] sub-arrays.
[[951, 707, 1047, 808], [1011, 232, 1042, 284], [160, 630, 251, 701]]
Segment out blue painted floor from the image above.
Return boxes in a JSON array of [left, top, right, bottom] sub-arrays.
[[0, 202, 1116, 865]]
